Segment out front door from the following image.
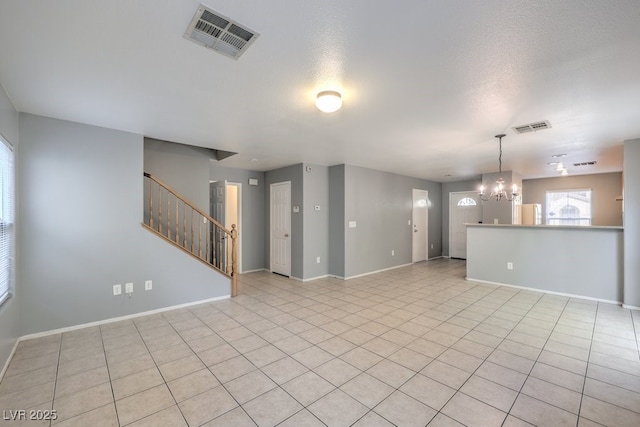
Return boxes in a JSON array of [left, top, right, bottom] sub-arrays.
[[412, 189, 428, 263], [449, 192, 482, 259], [270, 181, 291, 276]]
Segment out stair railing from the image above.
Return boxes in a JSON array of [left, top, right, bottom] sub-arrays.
[[142, 172, 238, 297]]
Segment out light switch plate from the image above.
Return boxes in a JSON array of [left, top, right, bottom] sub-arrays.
[[145, 280, 152, 291], [113, 284, 122, 296], [125, 282, 133, 293], [348, 221, 357, 228]]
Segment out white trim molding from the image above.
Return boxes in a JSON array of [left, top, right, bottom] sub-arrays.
[[466, 277, 622, 306]]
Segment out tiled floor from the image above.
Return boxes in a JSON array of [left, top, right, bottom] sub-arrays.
[[1, 258, 640, 426]]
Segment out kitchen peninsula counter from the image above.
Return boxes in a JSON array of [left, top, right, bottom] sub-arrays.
[[465, 224, 623, 303]]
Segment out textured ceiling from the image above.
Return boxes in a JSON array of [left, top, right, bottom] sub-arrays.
[[1, 0, 639, 181]]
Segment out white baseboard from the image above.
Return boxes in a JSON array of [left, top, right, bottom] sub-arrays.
[[290, 274, 331, 282], [427, 256, 443, 261], [20, 295, 230, 342], [242, 268, 267, 274], [622, 304, 640, 311], [466, 277, 622, 306], [0, 338, 20, 383], [340, 263, 413, 280]]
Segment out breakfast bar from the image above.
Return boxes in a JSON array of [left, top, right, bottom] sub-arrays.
[[466, 224, 624, 303]]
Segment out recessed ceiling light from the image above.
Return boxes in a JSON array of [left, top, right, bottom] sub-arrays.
[[250, 158, 259, 163], [316, 91, 342, 113], [551, 154, 567, 158], [547, 162, 560, 166]]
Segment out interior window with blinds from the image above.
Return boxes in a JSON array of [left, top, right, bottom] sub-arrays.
[[545, 189, 592, 226], [0, 136, 14, 306]]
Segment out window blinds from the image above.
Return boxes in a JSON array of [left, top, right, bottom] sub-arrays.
[[0, 136, 14, 306]]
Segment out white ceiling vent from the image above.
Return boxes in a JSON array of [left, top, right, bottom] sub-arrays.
[[184, 5, 259, 59], [573, 161, 597, 167], [512, 120, 552, 134]]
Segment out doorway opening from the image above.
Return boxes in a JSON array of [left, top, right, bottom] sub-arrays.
[[210, 181, 242, 273]]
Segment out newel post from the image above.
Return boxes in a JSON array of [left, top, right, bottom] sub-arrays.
[[230, 224, 238, 297]]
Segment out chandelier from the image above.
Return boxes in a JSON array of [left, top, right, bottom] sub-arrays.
[[480, 134, 519, 202]]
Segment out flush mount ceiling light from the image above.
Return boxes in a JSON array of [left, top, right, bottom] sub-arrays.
[[480, 134, 519, 202], [316, 91, 342, 113]]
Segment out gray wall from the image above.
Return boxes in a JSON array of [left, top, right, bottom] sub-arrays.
[[302, 164, 329, 280], [343, 165, 442, 278], [0, 84, 19, 372], [143, 138, 211, 210], [265, 164, 304, 279], [623, 139, 640, 308], [467, 225, 624, 302], [210, 164, 265, 273], [522, 172, 623, 226], [17, 114, 230, 335], [328, 165, 345, 277], [441, 179, 481, 257]]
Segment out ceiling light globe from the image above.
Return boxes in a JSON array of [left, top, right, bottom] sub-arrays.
[[316, 91, 342, 113]]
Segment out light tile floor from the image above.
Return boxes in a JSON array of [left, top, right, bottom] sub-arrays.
[[1, 259, 640, 426]]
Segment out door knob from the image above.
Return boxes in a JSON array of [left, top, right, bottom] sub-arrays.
[[284, 234, 289, 237], [414, 229, 418, 232]]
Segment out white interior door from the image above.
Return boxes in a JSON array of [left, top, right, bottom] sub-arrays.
[[412, 189, 428, 263], [270, 181, 291, 276], [450, 192, 482, 259], [210, 181, 226, 268]]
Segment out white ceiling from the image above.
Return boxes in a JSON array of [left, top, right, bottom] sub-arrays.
[[1, 0, 639, 182]]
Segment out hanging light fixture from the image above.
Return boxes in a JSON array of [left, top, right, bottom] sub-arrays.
[[316, 90, 342, 113], [480, 134, 519, 202]]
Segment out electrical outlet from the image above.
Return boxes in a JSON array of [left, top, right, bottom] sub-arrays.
[[507, 262, 513, 270], [391, 250, 395, 256], [113, 284, 122, 296], [125, 282, 134, 293], [145, 280, 152, 291], [316, 257, 320, 264]]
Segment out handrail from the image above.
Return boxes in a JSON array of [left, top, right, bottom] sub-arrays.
[[143, 172, 230, 234], [142, 172, 239, 296]]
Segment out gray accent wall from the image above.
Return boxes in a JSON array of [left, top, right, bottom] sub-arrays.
[[18, 114, 230, 335], [265, 164, 304, 279], [624, 139, 640, 307], [0, 83, 19, 371], [342, 165, 442, 278], [522, 172, 623, 226], [328, 165, 345, 277], [209, 164, 265, 273], [302, 164, 329, 280], [143, 138, 211, 210], [441, 179, 481, 257]]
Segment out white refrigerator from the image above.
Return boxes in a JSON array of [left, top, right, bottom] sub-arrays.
[[519, 204, 542, 225]]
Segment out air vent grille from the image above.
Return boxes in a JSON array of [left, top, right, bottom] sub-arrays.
[[573, 161, 597, 167], [184, 5, 259, 59], [513, 120, 552, 134]]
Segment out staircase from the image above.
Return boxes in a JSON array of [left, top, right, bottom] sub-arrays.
[[142, 172, 238, 296]]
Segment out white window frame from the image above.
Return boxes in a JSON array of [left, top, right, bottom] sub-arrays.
[[0, 135, 14, 307], [545, 188, 592, 226]]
